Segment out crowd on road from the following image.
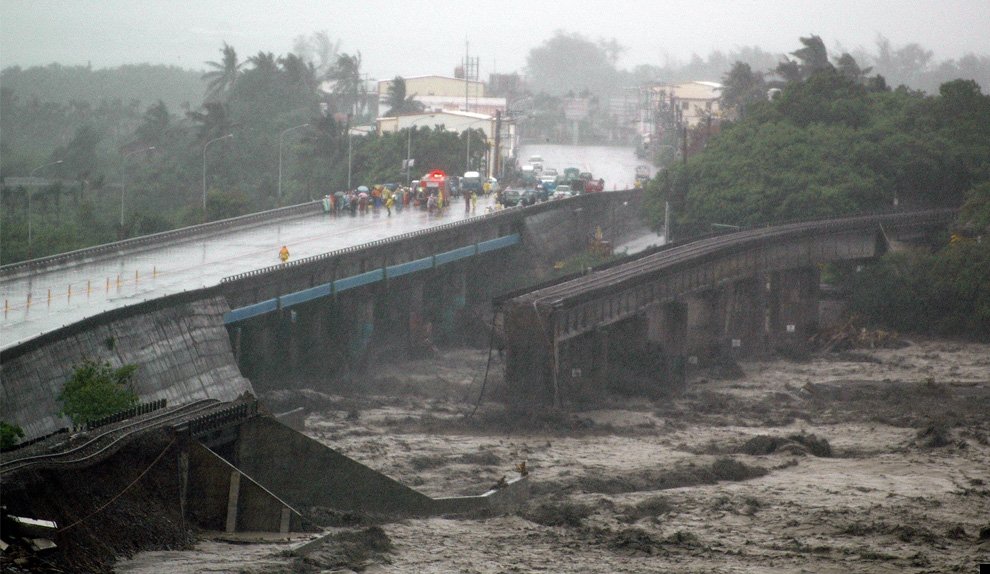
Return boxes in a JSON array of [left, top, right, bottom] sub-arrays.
[[320, 182, 500, 219]]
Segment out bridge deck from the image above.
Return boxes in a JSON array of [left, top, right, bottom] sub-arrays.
[[0, 197, 497, 350]]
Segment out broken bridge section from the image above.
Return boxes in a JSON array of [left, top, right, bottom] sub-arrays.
[[174, 401, 528, 535], [502, 210, 958, 407]]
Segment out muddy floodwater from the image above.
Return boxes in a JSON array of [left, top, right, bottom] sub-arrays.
[[118, 338, 990, 573]]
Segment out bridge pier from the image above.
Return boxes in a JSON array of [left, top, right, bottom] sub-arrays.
[[767, 267, 820, 355], [648, 300, 688, 388], [504, 302, 555, 408], [717, 277, 767, 358], [438, 269, 466, 344], [406, 279, 433, 357], [349, 292, 376, 370], [685, 290, 720, 365], [239, 312, 280, 387]]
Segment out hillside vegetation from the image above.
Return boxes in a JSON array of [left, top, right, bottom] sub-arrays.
[[644, 37, 990, 339]]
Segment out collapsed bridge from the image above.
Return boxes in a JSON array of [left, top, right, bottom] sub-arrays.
[[501, 209, 957, 407]]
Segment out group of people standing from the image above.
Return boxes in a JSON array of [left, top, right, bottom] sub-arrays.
[[322, 183, 491, 218], [323, 185, 409, 217]]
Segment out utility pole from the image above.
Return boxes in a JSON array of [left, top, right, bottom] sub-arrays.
[[664, 201, 671, 244], [493, 110, 502, 179], [682, 124, 688, 166], [464, 41, 470, 112]]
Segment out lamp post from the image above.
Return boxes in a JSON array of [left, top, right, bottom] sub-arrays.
[[202, 133, 233, 222], [405, 115, 435, 185], [278, 123, 309, 201], [27, 160, 63, 257], [347, 125, 373, 190], [121, 146, 155, 229]]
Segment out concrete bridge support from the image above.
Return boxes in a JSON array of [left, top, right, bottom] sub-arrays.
[[405, 279, 433, 357], [183, 440, 303, 533], [648, 301, 688, 388], [439, 268, 467, 344], [767, 267, 820, 355], [717, 277, 767, 359], [347, 292, 376, 370], [685, 290, 720, 364]]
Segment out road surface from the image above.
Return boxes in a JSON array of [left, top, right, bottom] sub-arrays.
[[517, 143, 654, 190], [0, 200, 495, 349], [1, 145, 647, 349]]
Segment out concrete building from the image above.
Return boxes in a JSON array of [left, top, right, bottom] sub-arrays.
[[647, 81, 723, 127], [377, 75, 503, 116], [376, 110, 516, 178]]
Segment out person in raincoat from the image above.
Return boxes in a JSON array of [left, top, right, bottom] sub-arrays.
[[278, 245, 290, 263], [385, 190, 395, 216]]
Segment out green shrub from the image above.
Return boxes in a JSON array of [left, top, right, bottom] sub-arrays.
[[59, 359, 139, 425], [0, 421, 25, 449]]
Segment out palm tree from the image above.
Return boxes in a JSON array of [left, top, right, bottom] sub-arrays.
[[384, 76, 424, 116], [292, 30, 340, 78], [134, 100, 170, 146], [247, 51, 279, 78], [329, 52, 366, 118], [202, 42, 242, 102], [279, 53, 318, 94], [186, 101, 236, 143]]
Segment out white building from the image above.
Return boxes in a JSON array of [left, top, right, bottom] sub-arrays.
[[377, 75, 505, 116], [376, 110, 516, 178], [648, 81, 723, 127]]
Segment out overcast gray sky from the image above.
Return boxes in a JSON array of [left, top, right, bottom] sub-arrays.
[[3, 0, 989, 80]]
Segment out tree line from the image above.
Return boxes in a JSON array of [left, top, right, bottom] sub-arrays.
[[0, 33, 486, 263], [643, 36, 990, 339]]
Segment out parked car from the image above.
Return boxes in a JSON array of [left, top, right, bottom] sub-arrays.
[[535, 184, 551, 202], [552, 185, 573, 200], [501, 188, 522, 206], [520, 189, 538, 206]]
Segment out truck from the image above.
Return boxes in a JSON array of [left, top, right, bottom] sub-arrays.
[[461, 171, 483, 195], [415, 169, 451, 208]]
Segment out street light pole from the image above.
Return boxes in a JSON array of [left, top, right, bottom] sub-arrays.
[[278, 123, 309, 201], [121, 146, 155, 229], [27, 160, 63, 257], [202, 134, 233, 222], [347, 125, 375, 190]]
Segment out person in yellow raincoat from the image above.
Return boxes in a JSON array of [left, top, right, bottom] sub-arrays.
[[385, 191, 395, 216], [278, 245, 290, 263]]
